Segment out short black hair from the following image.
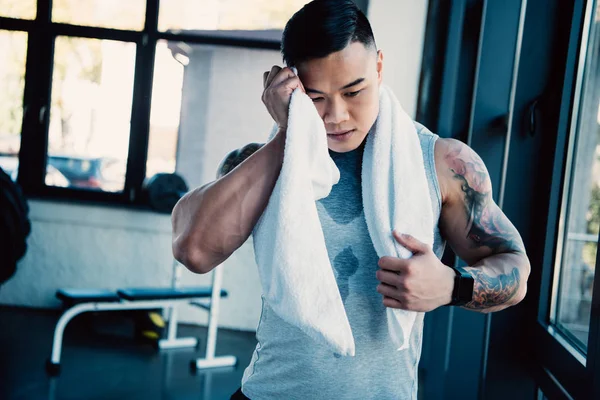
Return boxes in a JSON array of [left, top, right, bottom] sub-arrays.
[[281, 0, 376, 67]]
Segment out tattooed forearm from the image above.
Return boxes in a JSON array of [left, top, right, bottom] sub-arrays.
[[465, 267, 520, 309], [445, 144, 525, 254]]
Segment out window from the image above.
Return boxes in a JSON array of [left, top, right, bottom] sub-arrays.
[[47, 36, 136, 191], [51, 0, 146, 31], [158, 0, 311, 32], [0, 0, 36, 20], [0, 0, 368, 206], [0, 30, 27, 181], [552, 2, 600, 353], [147, 41, 281, 188]]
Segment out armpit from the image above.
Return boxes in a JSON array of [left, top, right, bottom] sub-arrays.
[[216, 143, 264, 179]]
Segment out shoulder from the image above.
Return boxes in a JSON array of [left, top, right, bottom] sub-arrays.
[[433, 138, 493, 205], [216, 142, 265, 179]]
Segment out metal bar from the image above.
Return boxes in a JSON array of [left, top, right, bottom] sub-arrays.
[[479, 1, 528, 397], [164, 260, 182, 341], [16, 0, 53, 195], [165, 305, 178, 341], [548, 0, 594, 328], [0, 17, 35, 30], [466, 1, 489, 396], [189, 301, 211, 311], [535, 365, 575, 400], [436, 0, 466, 137], [205, 265, 224, 359], [588, 0, 600, 381], [196, 356, 237, 369], [465, 0, 488, 146], [566, 233, 598, 242], [156, 31, 281, 50], [123, 19, 156, 203], [534, 322, 587, 398], [498, 0, 528, 209], [158, 337, 198, 350], [193, 265, 237, 370], [49, 23, 141, 42]]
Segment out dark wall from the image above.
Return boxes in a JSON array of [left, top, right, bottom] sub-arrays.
[[417, 0, 579, 398]]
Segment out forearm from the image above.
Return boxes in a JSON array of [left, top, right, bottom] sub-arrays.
[[171, 130, 286, 273], [461, 251, 530, 313]]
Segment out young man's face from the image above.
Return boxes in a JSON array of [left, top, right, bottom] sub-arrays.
[[296, 41, 383, 153]]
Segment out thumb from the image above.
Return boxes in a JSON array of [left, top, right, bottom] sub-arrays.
[[393, 230, 428, 254]]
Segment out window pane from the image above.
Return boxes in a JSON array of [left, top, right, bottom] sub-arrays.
[[48, 36, 135, 191], [0, 0, 36, 20], [147, 41, 279, 190], [52, 0, 146, 31], [158, 0, 310, 33], [554, 8, 600, 351], [0, 30, 27, 181]]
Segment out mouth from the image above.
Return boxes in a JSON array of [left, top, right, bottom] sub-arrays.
[[327, 129, 354, 136], [327, 129, 355, 142]]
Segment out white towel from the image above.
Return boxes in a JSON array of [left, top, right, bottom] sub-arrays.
[[252, 84, 434, 357]]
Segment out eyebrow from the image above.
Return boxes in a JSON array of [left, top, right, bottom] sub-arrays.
[[305, 78, 365, 95]]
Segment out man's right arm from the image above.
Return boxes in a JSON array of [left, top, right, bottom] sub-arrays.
[[172, 65, 303, 274], [171, 130, 286, 274]]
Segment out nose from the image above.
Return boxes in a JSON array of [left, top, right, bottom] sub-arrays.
[[323, 97, 350, 125]]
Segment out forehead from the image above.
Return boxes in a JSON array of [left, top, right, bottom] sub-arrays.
[[296, 42, 375, 89]]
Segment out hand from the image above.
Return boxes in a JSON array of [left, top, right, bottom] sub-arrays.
[[375, 230, 455, 312], [261, 66, 305, 130]]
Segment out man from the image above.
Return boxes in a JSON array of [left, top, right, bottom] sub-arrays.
[[171, 1, 531, 399]]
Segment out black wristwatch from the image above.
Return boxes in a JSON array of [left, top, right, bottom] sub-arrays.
[[446, 266, 474, 306]]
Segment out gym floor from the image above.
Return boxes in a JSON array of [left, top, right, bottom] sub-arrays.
[[0, 306, 257, 400]]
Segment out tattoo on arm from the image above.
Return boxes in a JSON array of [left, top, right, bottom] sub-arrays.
[[465, 267, 520, 309], [445, 144, 525, 254]]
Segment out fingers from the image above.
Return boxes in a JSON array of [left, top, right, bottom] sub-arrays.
[[277, 75, 304, 94], [383, 296, 403, 309], [392, 231, 430, 254], [261, 66, 305, 128], [376, 269, 401, 287], [264, 66, 296, 89], [264, 66, 281, 89], [378, 256, 409, 272], [376, 282, 396, 296]]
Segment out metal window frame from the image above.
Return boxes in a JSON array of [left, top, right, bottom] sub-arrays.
[[534, 0, 600, 398], [2, 0, 366, 208]]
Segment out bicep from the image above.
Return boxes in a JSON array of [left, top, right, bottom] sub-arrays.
[[437, 139, 525, 265]]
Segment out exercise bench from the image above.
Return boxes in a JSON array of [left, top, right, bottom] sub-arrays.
[[46, 263, 237, 375]]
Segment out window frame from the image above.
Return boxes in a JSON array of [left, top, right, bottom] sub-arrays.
[[535, 0, 600, 397], [1, 0, 362, 209]]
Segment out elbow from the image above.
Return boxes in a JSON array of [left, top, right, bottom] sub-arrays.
[[172, 235, 215, 275], [511, 257, 531, 306], [511, 284, 527, 306]]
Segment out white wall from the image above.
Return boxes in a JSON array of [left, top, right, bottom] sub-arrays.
[[0, 200, 264, 331], [368, 0, 429, 118], [0, 0, 429, 332]]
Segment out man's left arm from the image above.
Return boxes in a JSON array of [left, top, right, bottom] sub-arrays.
[[436, 138, 530, 312], [375, 138, 531, 313]]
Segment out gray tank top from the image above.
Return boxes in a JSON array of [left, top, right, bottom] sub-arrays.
[[241, 123, 446, 400]]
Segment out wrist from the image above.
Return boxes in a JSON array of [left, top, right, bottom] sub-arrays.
[[445, 266, 475, 306], [442, 265, 455, 306]]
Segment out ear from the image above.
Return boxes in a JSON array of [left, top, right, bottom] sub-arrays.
[[376, 50, 384, 85]]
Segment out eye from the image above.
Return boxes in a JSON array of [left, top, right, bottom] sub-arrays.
[[345, 90, 361, 98], [310, 97, 325, 103]]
